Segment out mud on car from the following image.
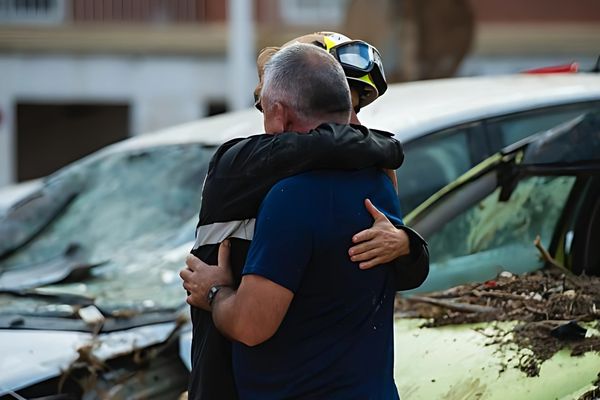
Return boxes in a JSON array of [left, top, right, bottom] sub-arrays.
[[393, 112, 600, 400], [1, 73, 600, 398]]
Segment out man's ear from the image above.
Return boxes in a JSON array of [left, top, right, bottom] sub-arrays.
[[284, 105, 304, 132], [271, 102, 288, 134]]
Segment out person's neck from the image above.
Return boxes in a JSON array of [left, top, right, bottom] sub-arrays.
[[286, 121, 321, 133], [288, 118, 348, 133]]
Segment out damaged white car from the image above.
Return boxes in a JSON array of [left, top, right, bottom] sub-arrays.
[[1, 73, 600, 398]]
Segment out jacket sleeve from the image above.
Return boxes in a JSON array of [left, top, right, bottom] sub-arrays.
[[199, 124, 403, 231], [213, 123, 404, 181], [392, 225, 430, 291]]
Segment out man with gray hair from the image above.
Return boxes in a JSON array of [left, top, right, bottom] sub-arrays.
[[259, 42, 353, 131], [186, 43, 401, 399]]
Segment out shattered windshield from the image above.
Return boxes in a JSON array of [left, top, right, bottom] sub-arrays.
[[0, 144, 213, 320], [419, 175, 576, 291]]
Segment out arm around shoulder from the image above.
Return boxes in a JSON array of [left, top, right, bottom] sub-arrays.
[[218, 125, 404, 179]]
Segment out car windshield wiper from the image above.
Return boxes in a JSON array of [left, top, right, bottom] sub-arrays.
[[0, 287, 95, 306], [0, 243, 105, 291], [0, 309, 182, 333], [0, 286, 184, 332]]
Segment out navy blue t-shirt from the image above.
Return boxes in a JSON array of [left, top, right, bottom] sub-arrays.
[[233, 168, 401, 400]]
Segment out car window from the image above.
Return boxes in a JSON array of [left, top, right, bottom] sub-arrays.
[[397, 127, 471, 214], [491, 103, 600, 149], [0, 144, 213, 314], [415, 175, 576, 292]]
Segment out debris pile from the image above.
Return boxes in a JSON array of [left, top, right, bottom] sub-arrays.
[[395, 268, 600, 376]]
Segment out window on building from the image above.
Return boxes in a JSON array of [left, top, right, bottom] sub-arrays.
[[279, 0, 350, 25], [206, 100, 228, 117], [16, 102, 130, 181], [0, 0, 65, 24]]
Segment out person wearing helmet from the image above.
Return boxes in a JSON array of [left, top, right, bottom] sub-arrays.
[[255, 32, 397, 192], [252, 32, 427, 272], [254, 31, 387, 120], [181, 34, 428, 400]]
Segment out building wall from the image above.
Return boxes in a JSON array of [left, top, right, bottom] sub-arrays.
[[0, 0, 352, 189], [0, 53, 236, 187], [71, 0, 228, 23], [2, 0, 598, 187], [470, 0, 600, 22]]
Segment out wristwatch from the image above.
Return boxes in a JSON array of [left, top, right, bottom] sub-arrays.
[[207, 285, 226, 307]]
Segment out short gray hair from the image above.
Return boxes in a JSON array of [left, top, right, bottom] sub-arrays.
[[261, 43, 352, 123]]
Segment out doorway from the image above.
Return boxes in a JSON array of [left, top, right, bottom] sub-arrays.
[[16, 102, 130, 181]]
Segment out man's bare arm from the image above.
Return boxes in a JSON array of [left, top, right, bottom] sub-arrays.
[[212, 275, 293, 347], [181, 241, 293, 347]]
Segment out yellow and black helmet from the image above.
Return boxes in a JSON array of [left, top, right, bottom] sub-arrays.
[[254, 31, 387, 112]]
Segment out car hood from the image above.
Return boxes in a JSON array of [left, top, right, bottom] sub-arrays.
[[393, 319, 600, 400], [174, 317, 600, 399], [0, 322, 178, 394]]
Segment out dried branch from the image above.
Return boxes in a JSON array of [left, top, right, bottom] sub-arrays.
[[472, 290, 526, 301], [533, 235, 566, 271], [407, 295, 498, 313]]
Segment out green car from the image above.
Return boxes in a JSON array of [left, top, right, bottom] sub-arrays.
[[394, 112, 600, 399]]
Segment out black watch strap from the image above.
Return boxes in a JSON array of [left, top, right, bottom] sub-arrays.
[[207, 285, 226, 306]]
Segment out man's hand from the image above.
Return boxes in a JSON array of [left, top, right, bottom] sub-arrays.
[[180, 240, 233, 311], [349, 199, 410, 269]]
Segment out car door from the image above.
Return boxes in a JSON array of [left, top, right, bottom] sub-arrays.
[[555, 176, 600, 276], [411, 174, 577, 293], [397, 101, 600, 215]]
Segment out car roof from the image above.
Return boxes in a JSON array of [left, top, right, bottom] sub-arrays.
[[108, 73, 600, 155], [359, 73, 600, 142]]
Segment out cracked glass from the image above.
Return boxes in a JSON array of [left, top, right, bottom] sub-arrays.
[[0, 144, 213, 319]]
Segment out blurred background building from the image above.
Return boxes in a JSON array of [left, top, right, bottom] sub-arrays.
[[0, 0, 598, 188]]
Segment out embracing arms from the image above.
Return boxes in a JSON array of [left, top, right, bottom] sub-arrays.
[[200, 124, 426, 286], [182, 242, 292, 347], [349, 199, 429, 290]]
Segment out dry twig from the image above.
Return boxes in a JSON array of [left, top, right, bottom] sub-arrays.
[[407, 295, 498, 314], [534, 235, 566, 271]]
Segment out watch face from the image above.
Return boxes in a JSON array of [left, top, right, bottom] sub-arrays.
[[208, 285, 222, 305]]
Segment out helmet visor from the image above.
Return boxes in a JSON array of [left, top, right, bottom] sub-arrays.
[[337, 42, 373, 71], [331, 41, 384, 78], [330, 40, 388, 102]]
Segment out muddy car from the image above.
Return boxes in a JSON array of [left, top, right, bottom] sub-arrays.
[[1, 73, 600, 398], [0, 114, 248, 397], [393, 112, 600, 399]]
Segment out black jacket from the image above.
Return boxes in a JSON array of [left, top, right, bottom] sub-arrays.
[[188, 123, 429, 400]]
